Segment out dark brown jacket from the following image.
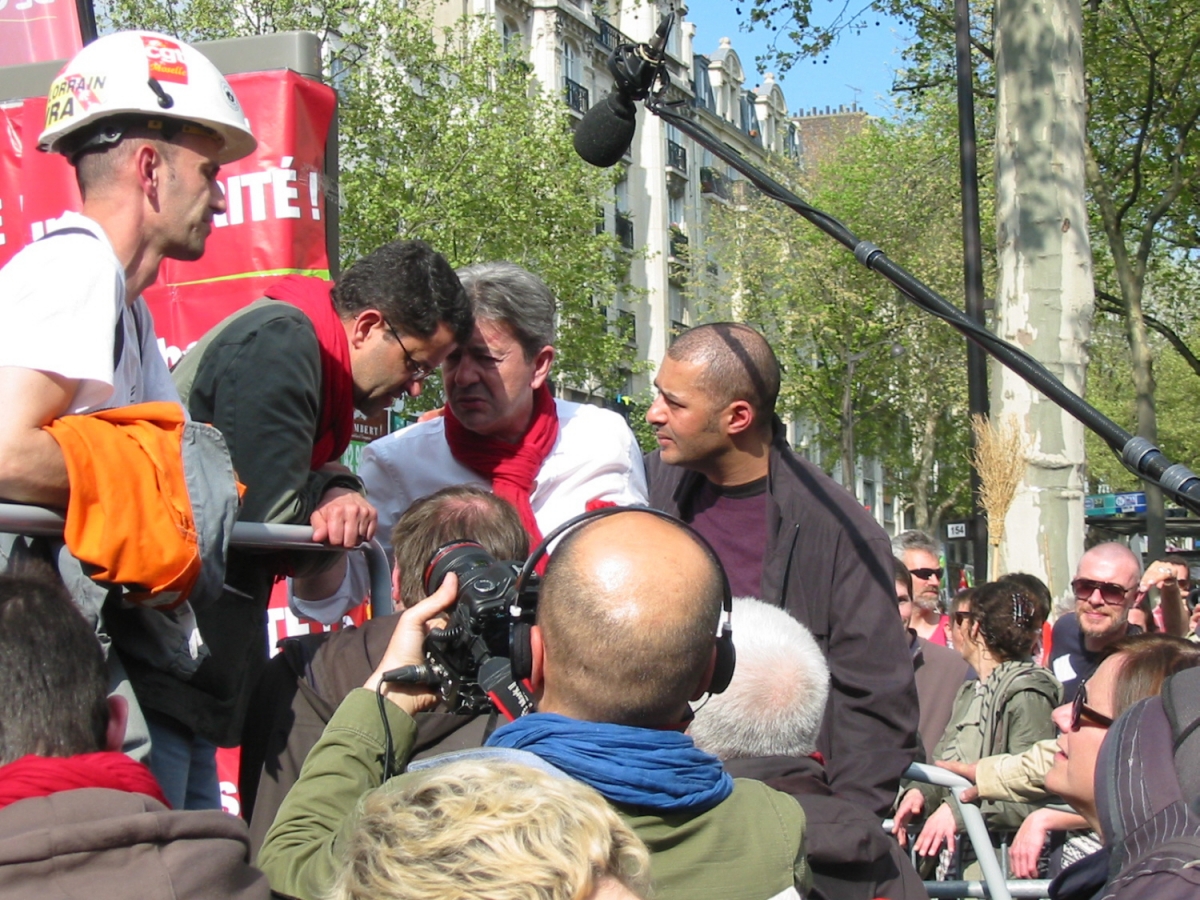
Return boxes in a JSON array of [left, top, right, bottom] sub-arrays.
[[0, 788, 268, 899], [912, 631, 973, 759], [645, 419, 920, 817]]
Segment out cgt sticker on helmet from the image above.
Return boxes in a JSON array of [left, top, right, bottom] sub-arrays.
[[142, 36, 189, 85], [45, 74, 105, 128]]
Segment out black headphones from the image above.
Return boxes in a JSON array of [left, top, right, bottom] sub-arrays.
[[508, 506, 736, 695]]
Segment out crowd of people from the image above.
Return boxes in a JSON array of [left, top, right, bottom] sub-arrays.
[[4, 28, 1200, 900]]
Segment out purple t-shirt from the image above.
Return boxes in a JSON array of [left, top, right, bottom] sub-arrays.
[[686, 476, 768, 599]]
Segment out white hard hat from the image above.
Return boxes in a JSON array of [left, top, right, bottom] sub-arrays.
[[39, 30, 256, 165]]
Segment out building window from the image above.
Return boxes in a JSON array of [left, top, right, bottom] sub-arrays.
[[563, 40, 588, 112]]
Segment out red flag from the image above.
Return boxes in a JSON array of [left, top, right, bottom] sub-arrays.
[[0, 0, 83, 68]]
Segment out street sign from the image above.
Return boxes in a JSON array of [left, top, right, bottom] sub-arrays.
[[1086, 492, 1147, 517], [946, 521, 969, 540]]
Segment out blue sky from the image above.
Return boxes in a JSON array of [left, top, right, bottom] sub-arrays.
[[683, 1, 913, 119]]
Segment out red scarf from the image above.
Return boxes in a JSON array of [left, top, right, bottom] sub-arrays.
[[263, 275, 355, 468], [443, 384, 560, 547], [0, 752, 169, 810]]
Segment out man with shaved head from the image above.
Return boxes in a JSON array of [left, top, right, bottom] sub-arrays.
[[645, 322, 918, 817], [259, 509, 810, 900], [1049, 541, 1144, 702], [486, 510, 809, 899]]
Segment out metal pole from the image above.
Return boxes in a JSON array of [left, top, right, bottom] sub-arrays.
[[0, 504, 394, 617], [955, 0, 991, 581]]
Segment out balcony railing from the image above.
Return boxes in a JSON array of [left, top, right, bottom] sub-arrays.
[[668, 226, 689, 261], [666, 139, 687, 173], [595, 17, 620, 51], [614, 211, 634, 249], [699, 166, 730, 201], [564, 77, 589, 113], [616, 309, 637, 348]]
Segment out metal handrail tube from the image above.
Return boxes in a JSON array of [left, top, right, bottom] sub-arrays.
[[905, 762, 1014, 900], [0, 502, 394, 617], [925, 882, 1051, 899]]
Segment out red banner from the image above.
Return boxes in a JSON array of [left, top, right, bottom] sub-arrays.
[[0, 0, 83, 68], [1, 69, 336, 359]]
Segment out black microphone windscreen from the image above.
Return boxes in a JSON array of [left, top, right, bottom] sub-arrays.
[[573, 91, 638, 168]]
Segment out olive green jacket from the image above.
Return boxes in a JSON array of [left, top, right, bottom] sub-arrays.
[[257, 690, 810, 900]]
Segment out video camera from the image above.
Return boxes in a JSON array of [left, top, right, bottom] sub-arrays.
[[421, 541, 537, 720]]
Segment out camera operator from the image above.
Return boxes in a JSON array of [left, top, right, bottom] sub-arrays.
[[258, 510, 809, 900], [239, 485, 527, 853]]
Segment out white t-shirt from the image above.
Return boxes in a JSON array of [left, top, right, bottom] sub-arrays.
[[289, 398, 649, 623], [0, 212, 178, 412]]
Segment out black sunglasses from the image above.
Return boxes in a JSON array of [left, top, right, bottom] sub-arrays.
[[909, 566, 944, 580], [1072, 578, 1131, 607], [1071, 681, 1114, 731]]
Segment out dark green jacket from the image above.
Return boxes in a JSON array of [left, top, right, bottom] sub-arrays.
[[920, 659, 1062, 832], [257, 690, 810, 900]]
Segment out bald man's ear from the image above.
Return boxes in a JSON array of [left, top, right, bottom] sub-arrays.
[[105, 695, 129, 753], [724, 399, 757, 437], [529, 624, 547, 696], [690, 644, 718, 702]]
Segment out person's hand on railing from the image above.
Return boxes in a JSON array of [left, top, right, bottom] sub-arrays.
[[913, 801, 958, 858], [311, 485, 377, 546], [935, 759, 980, 802], [891, 787, 925, 847]]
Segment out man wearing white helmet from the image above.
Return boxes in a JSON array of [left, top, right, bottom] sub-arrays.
[[0, 32, 255, 808], [0, 31, 254, 504]]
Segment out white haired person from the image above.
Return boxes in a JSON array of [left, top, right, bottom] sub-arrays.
[[689, 598, 926, 900], [332, 758, 650, 900]]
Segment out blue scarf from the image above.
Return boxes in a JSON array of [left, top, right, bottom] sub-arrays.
[[485, 712, 733, 812]]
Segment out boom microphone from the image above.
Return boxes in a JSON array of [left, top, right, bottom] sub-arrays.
[[573, 13, 674, 168], [573, 91, 639, 167]]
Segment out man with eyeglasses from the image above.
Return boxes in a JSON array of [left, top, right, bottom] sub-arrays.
[[153, 240, 472, 790], [1049, 542, 1143, 703], [352, 262, 648, 567]]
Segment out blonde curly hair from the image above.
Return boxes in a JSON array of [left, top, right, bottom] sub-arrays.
[[330, 758, 651, 900]]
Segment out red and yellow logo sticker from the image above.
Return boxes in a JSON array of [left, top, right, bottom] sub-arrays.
[[142, 36, 189, 85]]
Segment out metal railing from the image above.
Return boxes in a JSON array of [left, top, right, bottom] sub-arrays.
[[0, 502, 394, 617], [667, 138, 688, 172], [901, 763, 1055, 900], [564, 77, 589, 113]]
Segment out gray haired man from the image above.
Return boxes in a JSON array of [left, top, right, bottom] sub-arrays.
[[893, 530, 950, 645], [690, 598, 927, 900]]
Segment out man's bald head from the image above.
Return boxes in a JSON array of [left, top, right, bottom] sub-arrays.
[[667, 323, 780, 433], [536, 512, 725, 727]]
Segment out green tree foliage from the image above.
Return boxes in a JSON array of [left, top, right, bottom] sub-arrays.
[[703, 104, 984, 530], [104, 0, 638, 401]]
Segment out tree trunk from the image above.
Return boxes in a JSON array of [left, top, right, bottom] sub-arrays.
[[1084, 146, 1166, 562], [991, 0, 1093, 602], [911, 406, 940, 532]]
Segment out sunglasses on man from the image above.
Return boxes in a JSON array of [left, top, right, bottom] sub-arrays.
[[909, 567, 943, 581], [1071, 578, 1133, 607], [1070, 680, 1114, 731]]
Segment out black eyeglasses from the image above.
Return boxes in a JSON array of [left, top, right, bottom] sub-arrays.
[[383, 320, 434, 382], [1072, 578, 1131, 607], [909, 567, 944, 581], [953, 609, 973, 626], [1070, 681, 1114, 731]]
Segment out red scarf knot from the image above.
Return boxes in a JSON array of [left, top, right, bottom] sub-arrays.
[[443, 384, 560, 556]]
